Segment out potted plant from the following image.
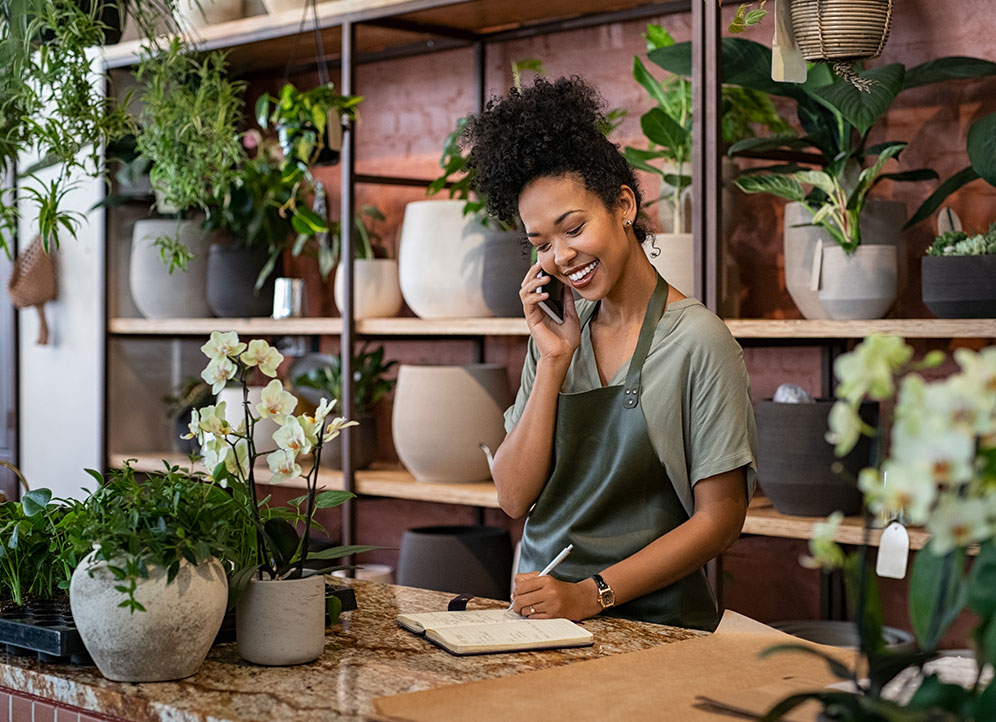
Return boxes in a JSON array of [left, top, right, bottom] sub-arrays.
[[187, 331, 376, 665], [68, 462, 235, 682], [292, 344, 398, 470], [762, 334, 996, 721], [256, 82, 362, 168], [330, 205, 403, 319]]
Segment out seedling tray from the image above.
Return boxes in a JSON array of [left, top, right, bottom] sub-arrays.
[[0, 599, 92, 665]]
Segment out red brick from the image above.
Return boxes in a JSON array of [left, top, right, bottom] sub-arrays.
[[10, 696, 30, 722], [31, 702, 55, 722], [0, 692, 9, 722], [53, 710, 77, 722]]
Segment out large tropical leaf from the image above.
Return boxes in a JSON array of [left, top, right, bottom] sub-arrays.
[[632, 56, 669, 108], [794, 169, 836, 197], [904, 165, 979, 229], [811, 64, 905, 138], [909, 542, 968, 652], [903, 56, 996, 90], [640, 108, 689, 155], [967, 112, 996, 186], [733, 174, 806, 202], [727, 134, 815, 156], [848, 143, 907, 210]]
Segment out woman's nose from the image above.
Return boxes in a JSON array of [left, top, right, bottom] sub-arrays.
[[553, 240, 576, 268]]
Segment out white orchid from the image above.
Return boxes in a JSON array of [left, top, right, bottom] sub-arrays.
[[201, 357, 239, 394], [200, 330, 246, 362], [196, 403, 230, 439], [266, 449, 302, 484], [240, 339, 284, 378], [323, 415, 359, 444], [800, 511, 845, 571], [858, 462, 937, 526], [256, 379, 297, 425], [272, 416, 312, 456], [927, 493, 990, 555], [825, 400, 866, 456], [833, 335, 913, 405]]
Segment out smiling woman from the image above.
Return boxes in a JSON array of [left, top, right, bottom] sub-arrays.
[[463, 76, 758, 631]]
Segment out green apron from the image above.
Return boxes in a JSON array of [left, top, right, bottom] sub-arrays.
[[518, 274, 719, 631]]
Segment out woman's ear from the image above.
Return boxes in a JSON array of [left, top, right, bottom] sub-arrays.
[[618, 185, 638, 224]]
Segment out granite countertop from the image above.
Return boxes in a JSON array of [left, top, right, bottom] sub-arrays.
[[0, 580, 701, 721]]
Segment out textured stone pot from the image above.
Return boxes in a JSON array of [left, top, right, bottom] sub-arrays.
[[817, 245, 897, 320], [176, 0, 243, 27], [482, 230, 531, 317], [397, 526, 513, 600], [206, 244, 277, 318], [237, 575, 325, 666], [643, 233, 695, 297], [70, 553, 227, 682], [392, 364, 511, 482], [784, 200, 905, 319], [130, 220, 212, 319], [756, 400, 877, 516], [922, 254, 996, 318], [398, 200, 492, 319], [321, 410, 377, 470], [334, 258, 403, 319]]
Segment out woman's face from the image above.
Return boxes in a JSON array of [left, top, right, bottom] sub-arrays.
[[518, 173, 637, 302]]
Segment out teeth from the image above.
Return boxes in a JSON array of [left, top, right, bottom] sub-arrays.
[[568, 261, 598, 282]]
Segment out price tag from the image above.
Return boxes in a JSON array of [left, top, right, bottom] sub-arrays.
[[876, 521, 910, 579]]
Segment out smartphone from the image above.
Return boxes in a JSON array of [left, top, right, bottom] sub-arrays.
[[537, 274, 566, 324]]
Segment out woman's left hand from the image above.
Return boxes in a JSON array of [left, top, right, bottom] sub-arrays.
[[510, 572, 600, 621]]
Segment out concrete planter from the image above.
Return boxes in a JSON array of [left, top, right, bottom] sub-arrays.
[[334, 258, 403, 319], [237, 575, 325, 666], [130, 220, 212, 319], [176, 0, 243, 27], [817, 245, 897, 320], [70, 553, 227, 682], [922, 254, 996, 318]]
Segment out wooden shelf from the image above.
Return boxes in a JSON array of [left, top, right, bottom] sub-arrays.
[[108, 316, 996, 339]]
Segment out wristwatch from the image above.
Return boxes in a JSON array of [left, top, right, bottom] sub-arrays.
[[591, 574, 615, 610]]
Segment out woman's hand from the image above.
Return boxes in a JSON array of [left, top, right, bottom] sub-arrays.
[[520, 262, 581, 362], [510, 572, 601, 621]]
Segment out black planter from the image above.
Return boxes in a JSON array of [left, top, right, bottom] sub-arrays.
[[28, 0, 125, 45], [397, 526, 513, 601], [320, 411, 378, 470], [482, 230, 530, 318], [922, 254, 996, 319], [0, 598, 92, 665], [206, 244, 277, 318], [756, 400, 877, 516]]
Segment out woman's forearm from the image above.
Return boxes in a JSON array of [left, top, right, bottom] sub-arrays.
[[492, 356, 571, 518]]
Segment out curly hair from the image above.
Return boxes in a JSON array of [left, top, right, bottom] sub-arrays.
[[463, 76, 647, 241]]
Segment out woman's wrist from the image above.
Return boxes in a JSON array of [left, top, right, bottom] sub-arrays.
[[574, 577, 604, 619]]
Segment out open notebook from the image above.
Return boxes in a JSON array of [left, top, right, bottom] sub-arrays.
[[396, 609, 593, 656]]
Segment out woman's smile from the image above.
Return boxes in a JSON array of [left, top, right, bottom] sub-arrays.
[[565, 259, 600, 287]]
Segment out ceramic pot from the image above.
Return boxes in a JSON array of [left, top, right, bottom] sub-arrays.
[[236, 575, 325, 666], [206, 243, 277, 318], [332, 564, 394, 584], [321, 410, 377, 470], [176, 0, 243, 27], [392, 364, 511, 483], [817, 245, 897, 320], [643, 233, 695, 298], [397, 526, 513, 599], [260, 0, 307, 14], [922, 255, 996, 318], [217, 386, 282, 455], [333, 258, 403, 319], [70, 552, 227, 682], [783, 200, 905, 319], [482, 230, 530, 317], [398, 200, 492, 319], [130, 220, 212, 319], [756, 400, 877, 516]]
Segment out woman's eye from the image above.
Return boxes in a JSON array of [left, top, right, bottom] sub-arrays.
[[537, 243, 551, 253], [566, 224, 584, 237]]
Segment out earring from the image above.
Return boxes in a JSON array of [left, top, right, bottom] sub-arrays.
[[624, 219, 633, 227]]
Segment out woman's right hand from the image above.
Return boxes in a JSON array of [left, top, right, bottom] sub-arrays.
[[520, 262, 581, 362]]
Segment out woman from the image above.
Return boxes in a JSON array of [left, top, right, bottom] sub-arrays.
[[464, 76, 758, 631]]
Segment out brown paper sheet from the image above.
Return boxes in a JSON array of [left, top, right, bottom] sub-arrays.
[[372, 611, 858, 722]]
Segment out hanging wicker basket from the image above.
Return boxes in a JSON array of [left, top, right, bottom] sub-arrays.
[[790, 0, 895, 63]]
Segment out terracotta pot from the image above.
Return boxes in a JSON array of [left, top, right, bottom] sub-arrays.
[[206, 244, 277, 318], [397, 526, 513, 600], [70, 553, 227, 682], [236, 575, 325, 666], [922, 254, 996, 318], [130, 220, 212, 319], [817, 245, 897, 320], [392, 364, 511, 482], [333, 258, 403, 319], [756, 400, 877, 516], [398, 200, 492, 319], [482, 230, 530, 317]]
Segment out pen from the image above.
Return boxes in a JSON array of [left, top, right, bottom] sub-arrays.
[[508, 543, 574, 611]]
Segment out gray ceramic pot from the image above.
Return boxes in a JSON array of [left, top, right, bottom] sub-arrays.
[[482, 230, 530, 317], [396, 525, 513, 600], [922, 254, 996, 318], [756, 400, 877, 516], [206, 244, 277, 318]]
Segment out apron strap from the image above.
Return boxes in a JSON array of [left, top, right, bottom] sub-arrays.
[[622, 274, 670, 409]]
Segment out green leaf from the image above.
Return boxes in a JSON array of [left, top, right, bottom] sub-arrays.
[[793, 170, 836, 197], [903, 57, 996, 90], [632, 57, 669, 108], [640, 108, 689, 154], [21, 489, 52, 517], [909, 542, 968, 651], [975, 679, 996, 722], [967, 112, 996, 187], [733, 174, 806, 202], [760, 643, 854, 680], [727, 134, 811, 156], [263, 518, 301, 571], [907, 674, 972, 712], [326, 593, 343, 625], [904, 166, 979, 229], [314, 490, 355, 508], [967, 541, 996, 619], [644, 24, 673, 52], [306, 544, 379, 561], [811, 64, 905, 137], [848, 142, 907, 210]]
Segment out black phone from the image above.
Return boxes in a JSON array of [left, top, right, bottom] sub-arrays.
[[537, 275, 566, 324]]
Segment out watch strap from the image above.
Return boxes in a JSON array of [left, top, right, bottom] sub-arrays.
[[591, 573, 615, 609]]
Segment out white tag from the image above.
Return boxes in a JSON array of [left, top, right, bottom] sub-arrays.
[[876, 521, 910, 579], [809, 239, 824, 291], [936, 206, 962, 235]]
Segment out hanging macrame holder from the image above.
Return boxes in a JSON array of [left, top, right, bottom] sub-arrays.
[[7, 236, 57, 345], [790, 0, 895, 90]]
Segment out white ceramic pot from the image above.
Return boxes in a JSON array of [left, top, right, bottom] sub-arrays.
[[176, 0, 243, 28], [643, 233, 695, 298], [236, 575, 325, 665], [333, 258, 403, 319], [217, 385, 283, 455], [398, 199, 493, 319], [783, 200, 905, 319], [130, 220, 213, 319], [817, 245, 897, 320], [392, 364, 511, 483], [70, 552, 227, 682], [260, 0, 306, 13]]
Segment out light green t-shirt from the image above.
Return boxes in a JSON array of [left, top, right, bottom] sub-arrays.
[[504, 297, 758, 516]]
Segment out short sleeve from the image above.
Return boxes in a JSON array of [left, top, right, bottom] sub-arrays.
[[504, 336, 540, 431]]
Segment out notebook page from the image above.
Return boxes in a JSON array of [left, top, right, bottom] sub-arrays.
[[397, 609, 523, 633]]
